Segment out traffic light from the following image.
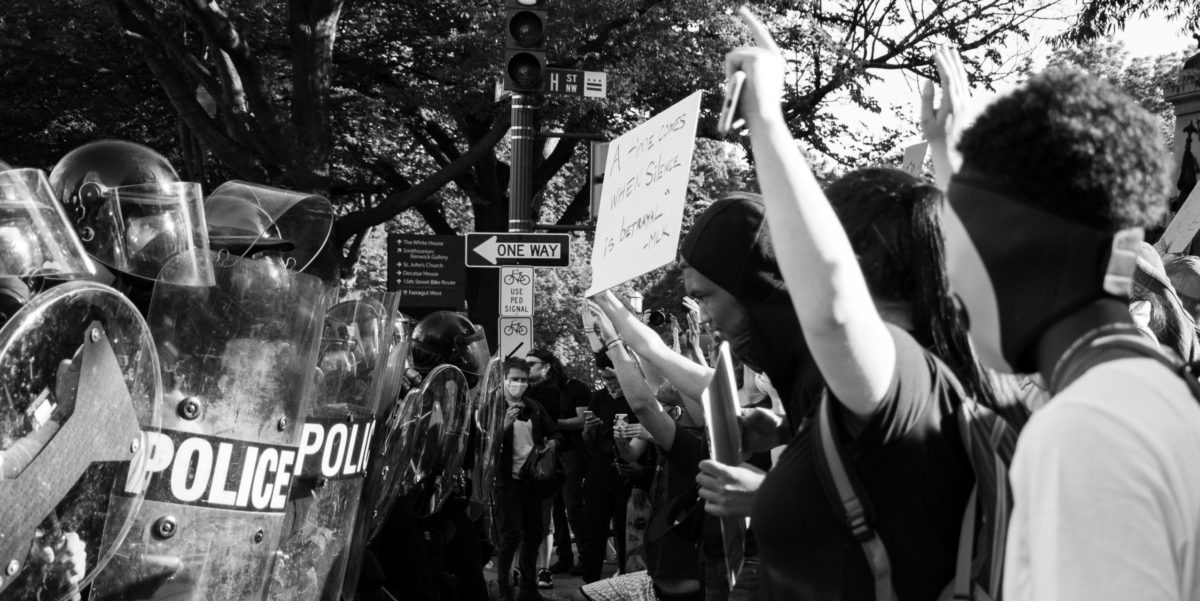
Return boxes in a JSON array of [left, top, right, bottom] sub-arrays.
[[504, 0, 547, 93]]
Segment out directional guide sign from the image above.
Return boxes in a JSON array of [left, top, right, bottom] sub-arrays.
[[465, 233, 570, 268], [499, 317, 533, 359], [500, 267, 534, 317], [387, 233, 465, 308]]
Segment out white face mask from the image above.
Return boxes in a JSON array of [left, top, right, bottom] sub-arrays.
[[506, 380, 528, 398]]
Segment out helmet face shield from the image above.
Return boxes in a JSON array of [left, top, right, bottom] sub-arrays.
[[87, 182, 209, 281], [205, 181, 333, 273], [0, 169, 93, 279]]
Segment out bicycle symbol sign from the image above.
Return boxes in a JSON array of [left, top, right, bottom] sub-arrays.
[[500, 267, 533, 317], [499, 317, 533, 359], [503, 271, 531, 286]]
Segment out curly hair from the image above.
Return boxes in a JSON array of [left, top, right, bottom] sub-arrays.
[[957, 68, 1172, 231]]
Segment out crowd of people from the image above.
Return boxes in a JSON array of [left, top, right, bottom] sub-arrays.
[[2, 4, 1198, 601], [489, 8, 1200, 601]]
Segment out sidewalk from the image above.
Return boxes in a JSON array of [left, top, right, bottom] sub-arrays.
[[482, 558, 622, 601]]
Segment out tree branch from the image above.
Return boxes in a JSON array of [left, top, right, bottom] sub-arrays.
[[334, 110, 511, 246]]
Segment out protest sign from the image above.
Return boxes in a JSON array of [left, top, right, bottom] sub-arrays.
[[585, 91, 702, 296], [702, 342, 746, 587], [1156, 184, 1200, 253], [902, 142, 928, 176]]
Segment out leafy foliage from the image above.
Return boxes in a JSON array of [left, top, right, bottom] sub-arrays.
[[1, 0, 1057, 374], [1057, 1, 1199, 45]]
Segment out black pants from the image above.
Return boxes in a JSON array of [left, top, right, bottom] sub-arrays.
[[552, 449, 586, 563], [495, 479, 546, 594], [580, 460, 630, 583]]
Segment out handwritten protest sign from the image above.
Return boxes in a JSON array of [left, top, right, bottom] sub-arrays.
[[902, 142, 928, 176], [585, 91, 702, 296], [1156, 184, 1200, 253]]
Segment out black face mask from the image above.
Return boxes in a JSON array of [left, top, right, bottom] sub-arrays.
[[945, 173, 1142, 373]]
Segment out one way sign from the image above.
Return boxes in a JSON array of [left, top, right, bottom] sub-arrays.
[[465, 233, 571, 268]]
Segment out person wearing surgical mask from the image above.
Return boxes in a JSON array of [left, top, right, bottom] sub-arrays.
[[495, 357, 561, 601]]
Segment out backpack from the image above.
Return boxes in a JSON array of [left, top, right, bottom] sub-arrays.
[[813, 384, 1018, 601]]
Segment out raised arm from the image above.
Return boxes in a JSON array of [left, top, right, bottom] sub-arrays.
[[727, 7, 894, 419], [592, 291, 713, 400], [921, 45, 972, 192], [590, 302, 679, 450]]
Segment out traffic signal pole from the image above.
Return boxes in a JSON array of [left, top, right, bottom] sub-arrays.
[[509, 93, 535, 234]]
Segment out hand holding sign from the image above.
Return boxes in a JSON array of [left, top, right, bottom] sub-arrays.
[[724, 7, 786, 131]]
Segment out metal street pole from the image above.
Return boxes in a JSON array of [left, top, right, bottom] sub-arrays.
[[508, 93, 536, 233]]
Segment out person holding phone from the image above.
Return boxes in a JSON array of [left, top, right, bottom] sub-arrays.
[[579, 351, 638, 584]]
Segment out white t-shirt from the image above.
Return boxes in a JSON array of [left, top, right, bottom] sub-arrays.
[[1004, 358, 1200, 601], [511, 417, 534, 478]]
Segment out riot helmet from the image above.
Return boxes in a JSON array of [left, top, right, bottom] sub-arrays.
[[0, 168, 94, 282], [204, 181, 334, 282], [48, 140, 209, 282], [410, 311, 489, 386]]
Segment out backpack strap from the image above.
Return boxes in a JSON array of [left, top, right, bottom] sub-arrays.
[[813, 395, 896, 601], [952, 489, 978, 601], [1053, 327, 1200, 401]]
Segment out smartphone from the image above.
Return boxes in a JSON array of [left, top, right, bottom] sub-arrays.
[[580, 301, 604, 353], [717, 71, 747, 135]]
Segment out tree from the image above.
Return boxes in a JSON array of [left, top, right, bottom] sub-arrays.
[[1046, 40, 1184, 144], [1, 0, 1054, 347], [1057, 1, 1199, 45]]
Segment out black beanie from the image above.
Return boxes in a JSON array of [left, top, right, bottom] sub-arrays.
[[679, 193, 785, 306]]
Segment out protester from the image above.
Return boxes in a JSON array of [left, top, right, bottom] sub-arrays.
[[929, 55, 1200, 599], [575, 303, 705, 601], [579, 351, 637, 584], [495, 357, 562, 601], [694, 11, 1008, 600], [590, 294, 766, 601], [524, 349, 567, 589], [1164, 254, 1200, 322], [526, 348, 590, 577], [1130, 242, 1200, 361]]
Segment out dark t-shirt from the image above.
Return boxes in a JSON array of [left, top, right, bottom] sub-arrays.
[[586, 388, 634, 462], [751, 326, 973, 601], [559, 377, 592, 453], [525, 381, 563, 422]]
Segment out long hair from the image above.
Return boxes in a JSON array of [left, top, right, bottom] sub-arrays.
[[825, 167, 998, 409]]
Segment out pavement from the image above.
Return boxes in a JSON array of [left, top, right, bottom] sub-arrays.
[[481, 555, 622, 601]]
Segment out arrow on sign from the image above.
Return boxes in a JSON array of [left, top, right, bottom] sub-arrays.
[[472, 236, 564, 265]]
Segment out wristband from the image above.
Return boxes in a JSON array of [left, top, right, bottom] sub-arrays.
[[605, 338, 625, 352]]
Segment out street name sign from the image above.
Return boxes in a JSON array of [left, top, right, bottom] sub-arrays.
[[544, 68, 608, 99], [465, 233, 570, 268]]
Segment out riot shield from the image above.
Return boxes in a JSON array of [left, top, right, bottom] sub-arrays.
[[0, 280, 160, 601], [357, 364, 469, 539], [265, 294, 403, 601], [469, 355, 507, 524], [338, 308, 412, 601], [204, 181, 335, 285], [90, 249, 328, 601]]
